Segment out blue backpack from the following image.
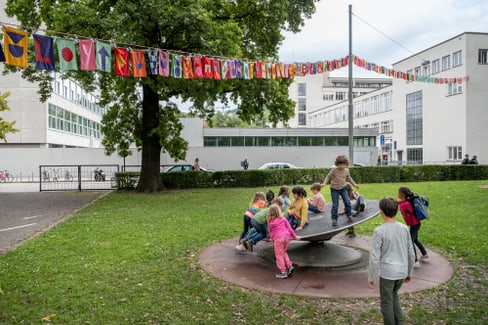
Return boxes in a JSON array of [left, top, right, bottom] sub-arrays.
[[408, 194, 430, 221]]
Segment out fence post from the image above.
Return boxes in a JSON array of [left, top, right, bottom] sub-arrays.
[[78, 165, 82, 192]]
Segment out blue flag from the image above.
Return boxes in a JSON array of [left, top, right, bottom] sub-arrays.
[[33, 34, 55, 70]]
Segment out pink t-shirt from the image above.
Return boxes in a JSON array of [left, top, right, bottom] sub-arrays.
[[269, 216, 297, 241]]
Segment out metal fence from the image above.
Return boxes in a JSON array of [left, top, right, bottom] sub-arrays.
[[39, 165, 119, 192]]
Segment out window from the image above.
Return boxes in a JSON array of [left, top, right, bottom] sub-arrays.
[[381, 120, 393, 134], [298, 112, 306, 126], [453, 51, 462, 67], [406, 91, 423, 146], [448, 146, 463, 160], [323, 93, 334, 101], [407, 148, 423, 165], [297, 98, 306, 111], [423, 64, 430, 76], [478, 49, 488, 64], [447, 81, 463, 96], [442, 55, 450, 70], [414, 66, 421, 76], [432, 59, 440, 74], [298, 83, 306, 96], [335, 91, 346, 101]]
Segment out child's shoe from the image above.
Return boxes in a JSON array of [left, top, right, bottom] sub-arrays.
[[287, 265, 295, 277], [414, 261, 421, 268], [275, 272, 288, 279], [360, 203, 366, 212], [347, 232, 356, 238], [243, 240, 253, 252], [420, 254, 429, 260], [347, 215, 353, 222], [235, 244, 246, 251], [332, 219, 338, 226]]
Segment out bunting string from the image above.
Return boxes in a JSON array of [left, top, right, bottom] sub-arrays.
[[0, 22, 468, 84]]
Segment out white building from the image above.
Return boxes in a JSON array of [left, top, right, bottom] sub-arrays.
[[307, 32, 488, 164]]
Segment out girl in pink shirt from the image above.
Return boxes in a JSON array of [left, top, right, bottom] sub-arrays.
[[268, 204, 301, 279]]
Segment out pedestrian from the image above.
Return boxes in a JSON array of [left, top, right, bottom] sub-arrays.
[[241, 157, 249, 170], [268, 203, 301, 279], [469, 155, 478, 164], [307, 182, 326, 213], [397, 186, 429, 267], [368, 197, 415, 325], [461, 154, 470, 164], [321, 155, 359, 227], [192, 158, 200, 171]]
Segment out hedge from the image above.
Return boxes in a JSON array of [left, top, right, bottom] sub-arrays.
[[115, 164, 488, 191]]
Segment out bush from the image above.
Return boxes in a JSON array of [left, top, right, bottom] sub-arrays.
[[115, 165, 488, 190]]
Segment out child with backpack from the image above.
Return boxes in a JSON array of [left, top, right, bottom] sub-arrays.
[[397, 186, 429, 267]]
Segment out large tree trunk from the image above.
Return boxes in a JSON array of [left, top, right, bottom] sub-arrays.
[[135, 80, 165, 193]]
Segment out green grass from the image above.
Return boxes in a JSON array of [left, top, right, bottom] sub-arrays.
[[0, 181, 487, 324]]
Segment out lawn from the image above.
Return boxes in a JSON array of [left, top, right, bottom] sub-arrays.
[[0, 180, 487, 324]]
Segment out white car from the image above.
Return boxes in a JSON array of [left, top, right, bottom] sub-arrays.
[[257, 162, 299, 170]]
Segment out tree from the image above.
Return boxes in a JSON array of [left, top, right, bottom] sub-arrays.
[[5, 0, 317, 192], [0, 92, 19, 142]]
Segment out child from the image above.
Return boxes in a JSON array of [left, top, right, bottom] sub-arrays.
[[238, 197, 284, 252], [397, 186, 429, 267], [266, 189, 275, 206], [321, 155, 359, 227], [285, 186, 308, 231], [307, 183, 326, 213], [341, 182, 366, 238], [267, 204, 301, 279], [368, 197, 415, 325], [277, 185, 291, 212], [238, 192, 267, 243]]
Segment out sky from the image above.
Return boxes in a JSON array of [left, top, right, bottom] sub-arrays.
[[278, 0, 488, 77]]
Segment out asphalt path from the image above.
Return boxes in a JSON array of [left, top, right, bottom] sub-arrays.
[[0, 183, 105, 253]]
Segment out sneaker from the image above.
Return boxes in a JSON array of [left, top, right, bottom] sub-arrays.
[[235, 244, 246, 251], [347, 232, 356, 238], [332, 220, 338, 227], [420, 254, 429, 260], [242, 240, 253, 252], [287, 266, 295, 277], [360, 203, 366, 212], [414, 261, 420, 268], [347, 215, 353, 222], [275, 272, 288, 279]]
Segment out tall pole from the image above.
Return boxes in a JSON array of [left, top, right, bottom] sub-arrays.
[[348, 4, 354, 162]]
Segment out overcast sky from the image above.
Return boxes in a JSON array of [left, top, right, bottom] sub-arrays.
[[278, 0, 488, 76]]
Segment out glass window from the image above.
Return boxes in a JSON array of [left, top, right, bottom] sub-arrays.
[[478, 49, 488, 64], [310, 137, 324, 146], [407, 148, 423, 165], [336, 92, 345, 101], [298, 112, 306, 126], [298, 83, 306, 96], [448, 146, 463, 160], [442, 55, 450, 70], [230, 137, 244, 146], [432, 59, 440, 74], [423, 64, 430, 76], [256, 137, 270, 146], [414, 66, 421, 76], [297, 98, 306, 111], [453, 51, 462, 67], [406, 91, 423, 146]]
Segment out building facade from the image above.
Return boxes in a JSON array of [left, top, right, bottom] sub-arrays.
[[307, 32, 488, 164]]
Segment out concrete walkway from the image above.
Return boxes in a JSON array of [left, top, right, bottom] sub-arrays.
[[199, 235, 454, 298]]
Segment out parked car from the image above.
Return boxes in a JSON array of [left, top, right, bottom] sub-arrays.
[[257, 162, 299, 170], [165, 164, 212, 172]]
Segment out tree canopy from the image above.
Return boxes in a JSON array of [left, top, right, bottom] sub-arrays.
[[5, 0, 318, 192]]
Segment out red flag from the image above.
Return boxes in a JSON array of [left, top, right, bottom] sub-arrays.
[[131, 49, 146, 77], [202, 56, 212, 78], [79, 40, 96, 71], [182, 56, 194, 79], [114, 47, 129, 76], [255, 62, 263, 79], [193, 56, 203, 78]]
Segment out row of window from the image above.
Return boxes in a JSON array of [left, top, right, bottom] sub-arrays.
[[411, 51, 462, 77], [357, 120, 394, 134], [50, 73, 107, 116], [309, 91, 392, 127], [48, 104, 102, 139], [203, 136, 376, 147], [323, 91, 369, 101]]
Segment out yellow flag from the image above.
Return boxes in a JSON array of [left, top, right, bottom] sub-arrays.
[[3, 27, 28, 68]]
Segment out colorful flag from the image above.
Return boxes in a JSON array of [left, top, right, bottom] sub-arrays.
[[159, 51, 170, 76], [255, 62, 263, 79], [171, 55, 182, 78], [235, 60, 242, 79], [147, 50, 158, 75], [131, 49, 146, 77], [202, 56, 212, 78], [266, 62, 272, 79], [243, 61, 249, 79], [114, 47, 129, 77], [221, 60, 229, 79], [79, 40, 96, 71], [229, 60, 236, 79], [193, 56, 203, 78], [33, 34, 55, 70], [96, 41, 112, 73], [182, 56, 193, 79], [56, 38, 78, 70], [3, 27, 28, 68], [212, 59, 221, 80], [249, 62, 254, 79]]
